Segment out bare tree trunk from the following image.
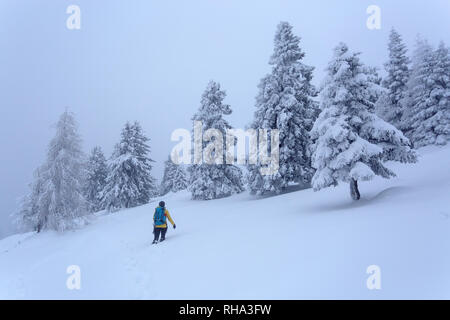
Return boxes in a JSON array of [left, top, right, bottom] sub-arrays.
[[350, 178, 360, 200]]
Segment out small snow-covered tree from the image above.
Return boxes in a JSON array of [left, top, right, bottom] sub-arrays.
[[15, 167, 45, 232], [247, 21, 319, 195], [403, 41, 450, 147], [310, 43, 417, 200], [160, 155, 188, 195], [101, 121, 157, 211], [188, 81, 245, 200], [16, 111, 88, 231], [376, 28, 410, 128], [84, 146, 108, 212]]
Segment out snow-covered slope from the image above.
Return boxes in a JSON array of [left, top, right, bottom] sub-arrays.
[[1, 146, 449, 299]]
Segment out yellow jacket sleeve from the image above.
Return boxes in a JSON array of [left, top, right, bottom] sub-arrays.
[[165, 209, 175, 226]]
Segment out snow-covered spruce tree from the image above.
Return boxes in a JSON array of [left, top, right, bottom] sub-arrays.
[[101, 121, 157, 211], [247, 21, 319, 195], [376, 28, 410, 128], [159, 155, 188, 195], [188, 81, 245, 200], [84, 146, 108, 212], [310, 43, 417, 200], [403, 41, 450, 147], [16, 111, 88, 231]]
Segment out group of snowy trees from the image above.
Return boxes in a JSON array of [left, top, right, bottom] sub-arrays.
[[16, 22, 450, 231], [185, 22, 413, 200], [15, 113, 166, 232], [203, 23, 447, 200], [246, 23, 420, 200], [83, 121, 160, 213], [186, 22, 319, 200], [247, 24, 449, 200], [376, 29, 450, 148], [404, 40, 450, 147]]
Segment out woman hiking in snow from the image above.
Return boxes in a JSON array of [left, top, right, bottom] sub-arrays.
[[152, 201, 176, 244]]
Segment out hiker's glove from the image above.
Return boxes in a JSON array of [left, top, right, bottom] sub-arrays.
[[173, 224, 176, 229]]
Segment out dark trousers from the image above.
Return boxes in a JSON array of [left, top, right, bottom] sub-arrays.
[[153, 227, 167, 241]]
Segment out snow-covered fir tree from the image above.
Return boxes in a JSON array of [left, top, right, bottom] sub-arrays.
[[403, 40, 450, 147], [84, 146, 108, 212], [188, 81, 245, 200], [16, 111, 87, 231], [101, 121, 157, 211], [159, 155, 188, 195], [376, 28, 410, 128], [310, 43, 417, 200], [247, 21, 319, 195]]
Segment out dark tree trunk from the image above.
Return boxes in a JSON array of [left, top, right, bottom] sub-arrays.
[[350, 178, 361, 200], [36, 215, 47, 233]]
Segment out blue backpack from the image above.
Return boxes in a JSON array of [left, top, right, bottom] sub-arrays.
[[154, 206, 167, 225]]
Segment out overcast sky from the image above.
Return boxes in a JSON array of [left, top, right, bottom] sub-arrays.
[[1, 0, 449, 238]]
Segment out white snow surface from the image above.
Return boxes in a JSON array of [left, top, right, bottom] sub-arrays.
[[1, 146, 449, 299]]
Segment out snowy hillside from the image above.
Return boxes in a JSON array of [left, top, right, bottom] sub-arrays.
[[1, 146, 449, 299]]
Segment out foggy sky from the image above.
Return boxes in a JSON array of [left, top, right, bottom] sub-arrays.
[[1, 0, 449, 238]]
